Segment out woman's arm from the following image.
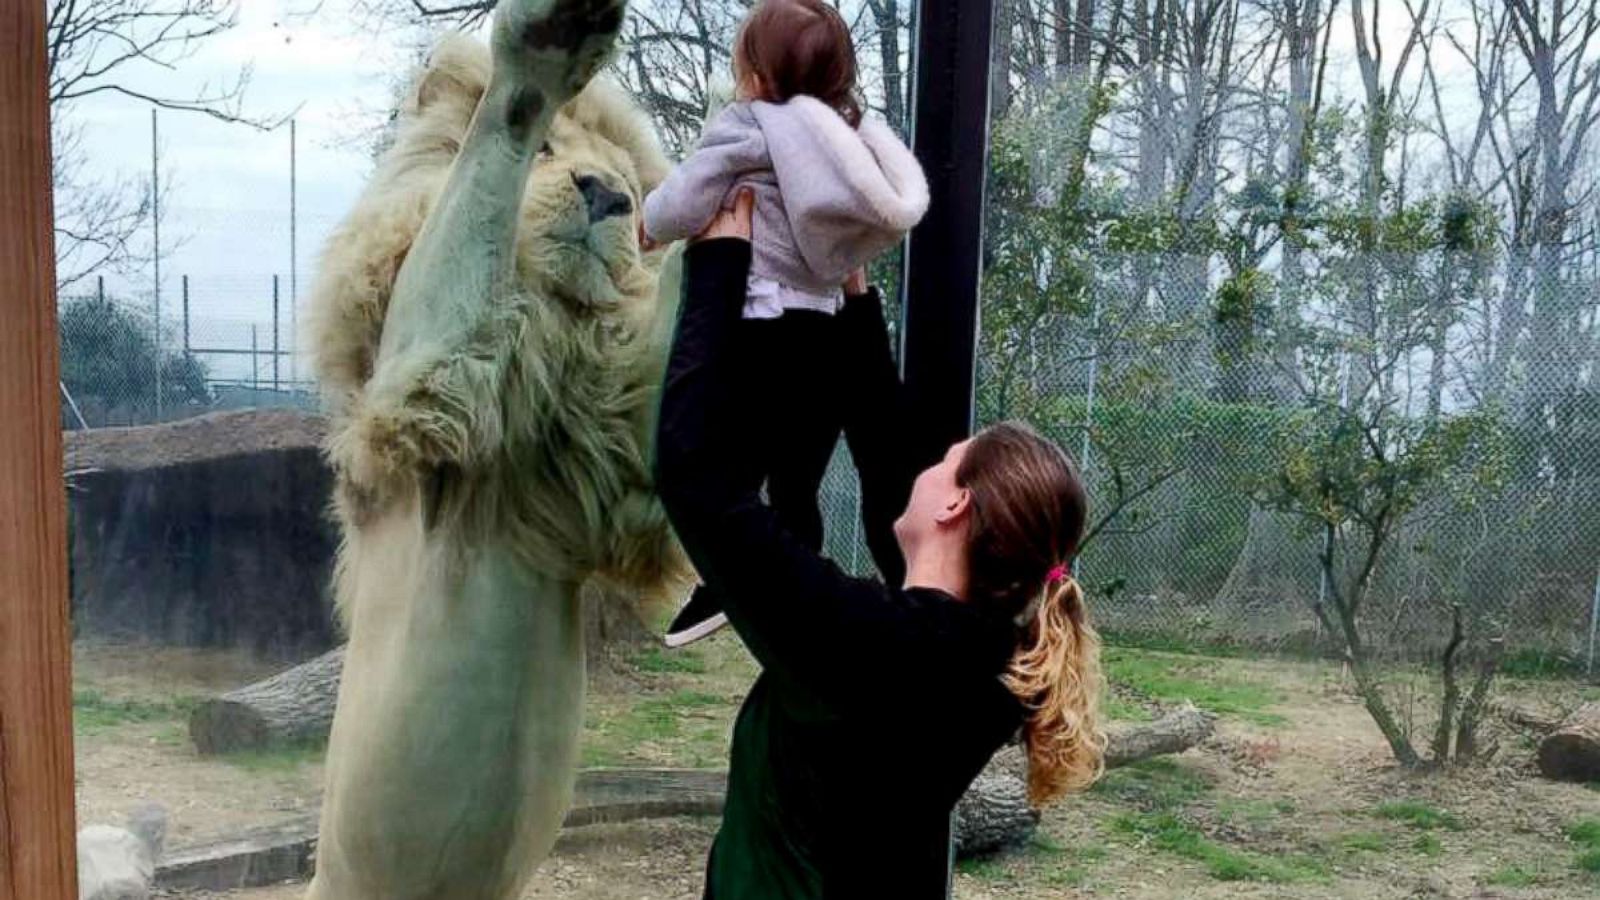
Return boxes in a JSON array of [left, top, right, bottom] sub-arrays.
[[653, 201, 960, 707], [836, 285, 942, 588]]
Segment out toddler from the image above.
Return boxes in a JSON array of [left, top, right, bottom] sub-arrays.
[[642, 0, 929, 646]]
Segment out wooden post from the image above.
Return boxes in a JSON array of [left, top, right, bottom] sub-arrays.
[[0, 4, 79, 899]]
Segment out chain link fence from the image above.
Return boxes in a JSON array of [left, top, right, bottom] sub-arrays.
[[59, 258, 1599, 675], [57, 277, 316, 430], [819, 251, 1600, 676]]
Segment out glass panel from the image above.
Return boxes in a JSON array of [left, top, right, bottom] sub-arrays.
[[961, 0, 1600, 894], [974, 0, 1600, 659], [59, 1, 911, 896]]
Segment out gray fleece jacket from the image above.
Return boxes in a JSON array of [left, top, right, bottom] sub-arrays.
[[642, 98, 929, 297]]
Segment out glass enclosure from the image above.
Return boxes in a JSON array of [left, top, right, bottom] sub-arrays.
[[59, 1, 909, 897], [53, 0, 1600, 897]]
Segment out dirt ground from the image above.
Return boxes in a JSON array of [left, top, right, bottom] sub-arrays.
[[75, 637, 1600, 899]]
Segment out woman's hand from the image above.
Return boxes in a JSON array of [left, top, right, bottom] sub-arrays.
[[692, 188, 755, 244], [637, 219, 661, 253], [843, 267, 868, 297]]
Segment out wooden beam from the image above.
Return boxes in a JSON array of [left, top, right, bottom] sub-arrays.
[[0, 4, 78, 900]]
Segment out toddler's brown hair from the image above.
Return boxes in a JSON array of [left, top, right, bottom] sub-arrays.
[[735, 0, 862, 127]]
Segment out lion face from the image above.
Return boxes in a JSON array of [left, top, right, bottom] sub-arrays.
[[516, 101, 661, 310]]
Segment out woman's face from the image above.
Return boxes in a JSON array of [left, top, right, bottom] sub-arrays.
[[893, 438, 974, 556]]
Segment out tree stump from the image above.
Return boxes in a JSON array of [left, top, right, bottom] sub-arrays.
[[1537, 701, 1600, 782], [188, 647, 344, 755]]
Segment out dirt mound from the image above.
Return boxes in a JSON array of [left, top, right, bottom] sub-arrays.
[[66, 409, 327, 473]]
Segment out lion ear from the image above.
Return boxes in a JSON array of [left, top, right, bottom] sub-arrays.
[[405, 34, 491, 118]]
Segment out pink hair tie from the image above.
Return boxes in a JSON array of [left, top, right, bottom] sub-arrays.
[[1046, 563, 1068, 585]]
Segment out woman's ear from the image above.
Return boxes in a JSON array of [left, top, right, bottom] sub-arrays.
[[935, 487, 972, 526]]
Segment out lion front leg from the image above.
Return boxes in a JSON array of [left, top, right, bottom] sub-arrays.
[[339, 0, 627, 488]]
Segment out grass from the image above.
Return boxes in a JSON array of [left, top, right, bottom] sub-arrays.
[[1103, 648, 1286, 726], [1217, 797, 1296, 829], [1111, 812, 1325, 883], [583, 690, 731, 768], [220, 740, 326, 773], [1374, 801, 1464, 832], [1412, 834, 1442, 856], [1497, 647, 1582, 680], [73, 689, 195, 732], [629, 646, 708, 675], [1336, 831, 1389, 853], [1567, 819, 1600, 847], [955, 856, 1014, 882], [1028, 835, 1105, 888], [1567, 819, 1600, 874], [1104, 694, 1155, 721], [1485, 864, 1539, 887], [1092, 758, 1212, 812]]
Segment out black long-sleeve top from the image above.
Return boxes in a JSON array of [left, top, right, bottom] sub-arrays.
[[653, 239, 1026, 899]]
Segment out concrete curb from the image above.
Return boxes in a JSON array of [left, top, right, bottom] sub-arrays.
[[152, 769, 727, 892]]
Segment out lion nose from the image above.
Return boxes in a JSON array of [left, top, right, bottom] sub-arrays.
[[573, 174, 633, 223]]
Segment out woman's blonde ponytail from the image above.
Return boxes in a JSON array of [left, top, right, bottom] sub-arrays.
[[1001, 574, 1107, 805], [954, 421, 1102, 805]]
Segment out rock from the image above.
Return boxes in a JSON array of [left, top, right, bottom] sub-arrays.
[[78, 804, 166, 900]]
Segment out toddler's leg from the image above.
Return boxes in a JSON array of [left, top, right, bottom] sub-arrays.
[[761, 313, 844, 555]]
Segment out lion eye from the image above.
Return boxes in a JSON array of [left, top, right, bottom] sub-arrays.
[[539, 141, 553, 156]]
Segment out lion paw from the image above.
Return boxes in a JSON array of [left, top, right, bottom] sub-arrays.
[[491, 0, 626, 104]]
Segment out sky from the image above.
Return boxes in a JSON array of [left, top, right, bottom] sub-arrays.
[[58, 0, 1473, 383], [61, 0, 453, 379]]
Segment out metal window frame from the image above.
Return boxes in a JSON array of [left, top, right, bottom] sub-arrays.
[[900, 0, 996, 453]]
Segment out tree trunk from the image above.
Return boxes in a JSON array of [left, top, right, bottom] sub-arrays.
[[1538, 701, 1600, 782], [955, 773, 1038, 856], [189, 647, 344, 755]]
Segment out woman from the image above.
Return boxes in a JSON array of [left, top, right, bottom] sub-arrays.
[[653, 190, 1106, 898]]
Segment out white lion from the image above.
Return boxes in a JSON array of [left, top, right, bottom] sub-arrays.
[[302, 1, 690, 896]]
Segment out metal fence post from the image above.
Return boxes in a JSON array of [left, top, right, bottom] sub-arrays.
[[152, 107, 162, 422], [272, 274, 281, 391], [1587, 565, 1600, 676], [1075, 294, 1099, 580], [251, 325, 259, 390], [182, 275, 190, 355]]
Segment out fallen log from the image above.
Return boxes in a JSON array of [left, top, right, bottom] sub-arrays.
[[192, 584, 650, 755], [1105, 701, 1217, 768], [1490, 700, 1565, 736], [189, 647, 344, 755], [956, 703, 1216, 854], [1538, 701, 1600, 782]]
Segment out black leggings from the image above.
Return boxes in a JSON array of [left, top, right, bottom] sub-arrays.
[[689, 310, 846, 609]]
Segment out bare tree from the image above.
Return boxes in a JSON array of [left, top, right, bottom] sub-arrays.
[[47, 0, 261, 289]]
